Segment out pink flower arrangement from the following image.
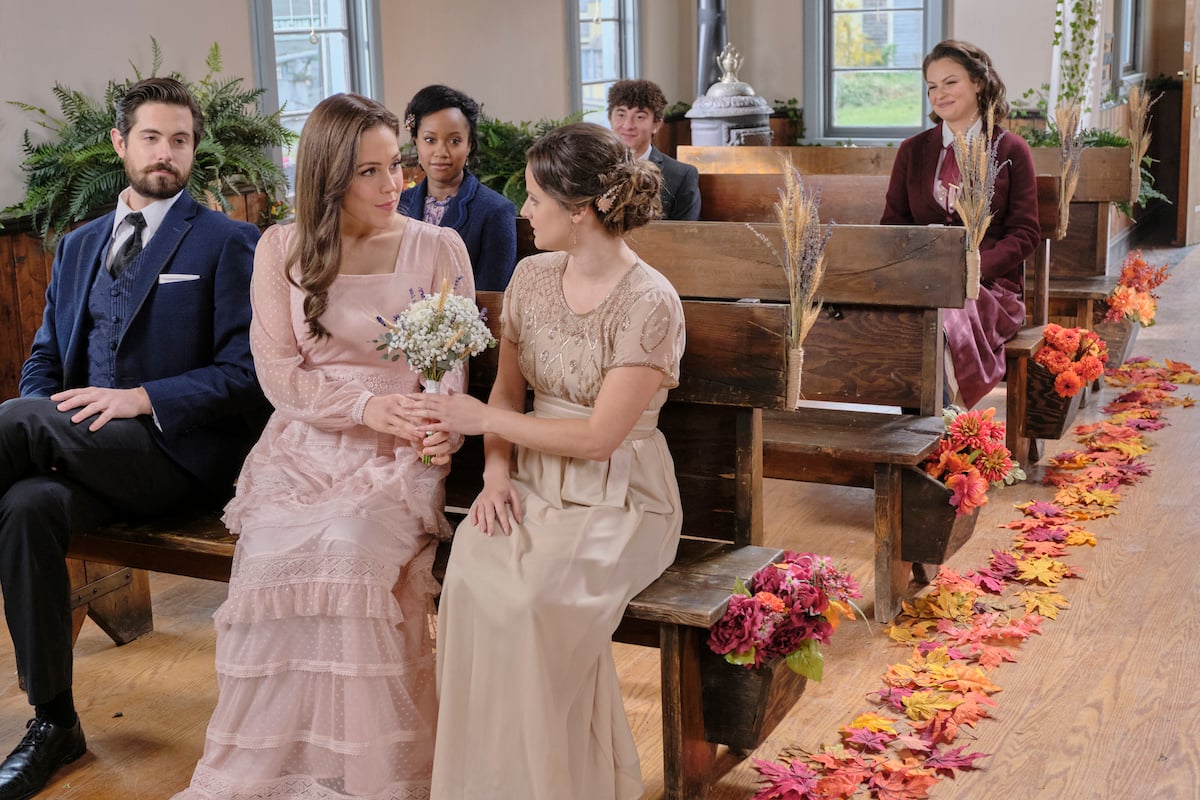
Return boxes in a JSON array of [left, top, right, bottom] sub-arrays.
[[1032, 323, 1109, 398], [707, 552, 862, 681], [921, 407, 1025, 517], [1104, 249, 1168, 327]]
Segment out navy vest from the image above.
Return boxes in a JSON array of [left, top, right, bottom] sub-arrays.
[[86, 248, 148, 388]]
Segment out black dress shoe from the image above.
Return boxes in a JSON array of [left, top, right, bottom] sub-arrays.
[[0, 718, 86, 800]]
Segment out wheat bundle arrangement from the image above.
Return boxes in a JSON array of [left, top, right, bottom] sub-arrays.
[[1126, 83, 1158, 203], [1054, 102, 1083, 239], [748, 158, 831, 406], [951, 107, 1004, 299]]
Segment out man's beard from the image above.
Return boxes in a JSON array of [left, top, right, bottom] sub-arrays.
[[127, 161, 189, 200]]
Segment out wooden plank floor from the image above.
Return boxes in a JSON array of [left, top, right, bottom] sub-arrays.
[[2, 233, 1197, 798]]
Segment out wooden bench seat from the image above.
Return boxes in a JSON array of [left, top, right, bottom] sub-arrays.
[[626, 220, 967, 622]]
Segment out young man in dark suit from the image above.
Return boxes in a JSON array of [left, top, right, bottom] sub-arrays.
[[0, 77, 267, 800], [607, 79, 702, 221]]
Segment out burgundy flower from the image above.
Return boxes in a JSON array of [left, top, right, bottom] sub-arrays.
[[707, 594, 765, 656]]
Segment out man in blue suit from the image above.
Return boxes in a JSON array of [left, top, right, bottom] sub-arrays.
[[607, 79, 701, 221], [0, 77, 267, 800]]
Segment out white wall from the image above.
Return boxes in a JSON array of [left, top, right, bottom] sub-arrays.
[[0, 1, 1167, 211], [379, 0, 573, 125], [950, 0, 1057, 109], [0, 0, 255, 208]]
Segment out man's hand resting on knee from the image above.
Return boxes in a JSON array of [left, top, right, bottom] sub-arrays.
[[51, 387, 152, 432]]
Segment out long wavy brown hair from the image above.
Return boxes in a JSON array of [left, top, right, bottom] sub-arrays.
[[288, 93, 400, 339]]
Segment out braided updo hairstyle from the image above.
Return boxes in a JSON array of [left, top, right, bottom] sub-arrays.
[[923, 39, 1009, 124], [525, 122, 662, 235]]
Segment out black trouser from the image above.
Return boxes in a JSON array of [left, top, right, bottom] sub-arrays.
[[0, 396, 199, 705]]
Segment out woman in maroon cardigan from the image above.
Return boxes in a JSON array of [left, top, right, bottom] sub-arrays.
[[881, 39, 1040, 409]]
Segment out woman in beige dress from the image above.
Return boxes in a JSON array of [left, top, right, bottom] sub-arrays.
[[412, 122, 686, 799]]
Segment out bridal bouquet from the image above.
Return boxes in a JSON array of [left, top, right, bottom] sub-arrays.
[[373, 277, 497, 462], [1032, 323, 1109, 398], [921, 406, 1025, 517], [707, 552, 861, 682]]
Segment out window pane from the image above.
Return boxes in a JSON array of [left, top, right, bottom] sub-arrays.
[[275, 32, 351, 115], [581, 82, 610, 115], [580, 20, 620, 83], [833, 9, 924, 68], [273, 0, 347, 31], [833, 0, 923, 10], [832, 69, 923, 128], [278, 115, 306, 194], [579, 0, 618, 19]]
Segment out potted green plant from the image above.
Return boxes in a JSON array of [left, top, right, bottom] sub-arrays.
[[770, 97, 804, 145], [473, 111, 581, 209], [4, 37, 295, 242]]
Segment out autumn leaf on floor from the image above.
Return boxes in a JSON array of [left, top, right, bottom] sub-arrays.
[[1020, 540, 1067, 557], [1019, 588, 1070, 619], [922, 744, 990, 777], [843, 727, 895, 752], [972, 643, 1017, 669], [868, 762, 940, 799], [902, 690, 961, 721], [845, 711, 898, 734], [1015, 554, 1071, 585], [888, 619, 937, 643], [1064, 527, 1098, 546], [750, 757, 819, 799]]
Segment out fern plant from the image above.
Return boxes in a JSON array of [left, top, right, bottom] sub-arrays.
[[474, 111, 582, 209], [5, 38, 295, 242]]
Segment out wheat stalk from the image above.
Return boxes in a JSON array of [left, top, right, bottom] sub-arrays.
[[749, 160, 831, 349], [1054, 102, 1083, 239], [952, 106, 1005, 254], [1126, 83, 1158, 203]]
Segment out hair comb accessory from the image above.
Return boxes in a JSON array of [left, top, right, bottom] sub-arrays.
[[404, 113, 416, 131], [595, 185, 619, 214]]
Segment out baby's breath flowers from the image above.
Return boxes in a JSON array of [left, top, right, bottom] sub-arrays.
[[373, 277, 497, 463]]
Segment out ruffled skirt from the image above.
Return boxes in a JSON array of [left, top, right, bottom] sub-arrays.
[[175, 416, 443, 800]]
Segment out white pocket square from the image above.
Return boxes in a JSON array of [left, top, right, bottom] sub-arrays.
[[158, 273, 200, 284]]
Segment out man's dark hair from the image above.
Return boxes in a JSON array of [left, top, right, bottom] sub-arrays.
[[114, 77, 204, 150], [606, 79, 668, 121]]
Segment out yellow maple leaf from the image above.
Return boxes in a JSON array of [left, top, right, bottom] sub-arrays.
[[902, 689, 961, 721], [847, 712, 898, 734], [1018, 589, 1070, 619], [1016, 555, 1070, 586]]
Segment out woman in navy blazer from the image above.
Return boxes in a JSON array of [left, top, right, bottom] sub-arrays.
[[398, 85, 517, 291], [882, 40, 1040, 409]]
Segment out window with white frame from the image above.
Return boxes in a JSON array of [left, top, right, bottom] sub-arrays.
[[571, 0, 640, 123], [251, 0, 382, 193], [803, 0, 945, 142], [1113, 0, 1144, 95]]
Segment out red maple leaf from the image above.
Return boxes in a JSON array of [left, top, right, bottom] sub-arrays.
[[923, 744, 989, 777]]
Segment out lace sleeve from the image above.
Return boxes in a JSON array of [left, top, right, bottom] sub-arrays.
[[610, 282, 685, 389], [249, 225, 375, 429]]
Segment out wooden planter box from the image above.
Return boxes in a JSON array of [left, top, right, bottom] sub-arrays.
[[900, 466, 981, 564], [1093, 316, 1140, 368], [699, 644, 807, 752], [1024, 361, 1084, 439]]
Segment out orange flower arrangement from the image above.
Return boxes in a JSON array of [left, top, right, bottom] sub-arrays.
[[1104, 249, 1168, 327], [1033, 323, 1109, 398], [922, 407, 1024, 517]]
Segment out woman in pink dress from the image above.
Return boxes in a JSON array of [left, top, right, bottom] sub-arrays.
[[413, 122, 686, 799], [881, 39, 1040, 408], [175, 93, 472, 799]]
